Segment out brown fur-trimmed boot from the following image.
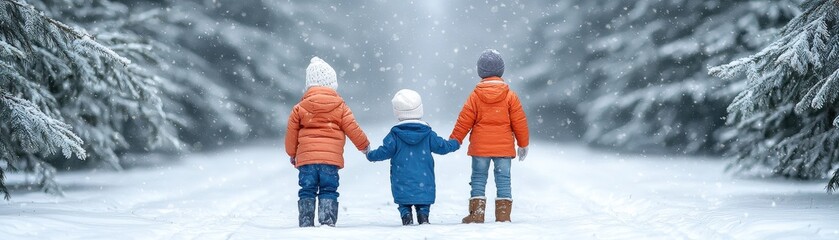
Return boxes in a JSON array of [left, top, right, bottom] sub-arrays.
[[461, 197, 486, 224], [495, 198, 512, 222]]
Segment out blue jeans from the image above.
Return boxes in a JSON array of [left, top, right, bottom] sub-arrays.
[[398, 204, 430, 217], [470, 157, 512, 198], [298, 164, 339, 200]]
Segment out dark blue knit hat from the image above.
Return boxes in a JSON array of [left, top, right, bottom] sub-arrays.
[[477, 49, 504, 78]]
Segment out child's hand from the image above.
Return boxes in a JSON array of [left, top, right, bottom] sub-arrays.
[[361, 146, 370, 154], [517, 147, 528, 162], [449, 138, 461, 148], [290, 157, 296, 166]]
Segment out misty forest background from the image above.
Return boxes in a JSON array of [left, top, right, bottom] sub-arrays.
[[3, 0, 839, 200]]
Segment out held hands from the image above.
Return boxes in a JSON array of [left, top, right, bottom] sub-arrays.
[[290, 157, 296, 166], [362, 146, 376, 162], [449, 138, 460, 145], [517, 147, 528, 162]]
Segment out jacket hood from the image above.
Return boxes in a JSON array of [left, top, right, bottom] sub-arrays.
[[475, 77, 509, 104], [299, 87, 343, 113], [391, 122, 431, 145]]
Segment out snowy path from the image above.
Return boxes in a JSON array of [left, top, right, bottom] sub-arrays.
[[3, 127, 839, 239]]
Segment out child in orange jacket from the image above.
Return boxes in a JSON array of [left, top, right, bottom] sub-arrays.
[[285, 57, 370, 227], [450, 49, 530, 224]]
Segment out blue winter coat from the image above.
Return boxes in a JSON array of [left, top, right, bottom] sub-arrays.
[[366, 121, 460, 205]]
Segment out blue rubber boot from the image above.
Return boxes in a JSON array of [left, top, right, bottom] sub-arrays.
[[298, 198, 316, 227], [318, 198, 339, 227]]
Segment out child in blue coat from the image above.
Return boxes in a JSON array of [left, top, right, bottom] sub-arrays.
[[366, 89, 460, 225]]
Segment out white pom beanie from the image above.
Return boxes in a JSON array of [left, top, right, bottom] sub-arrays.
[[392, 89, 424, 120], [306, 56, 338, 90]]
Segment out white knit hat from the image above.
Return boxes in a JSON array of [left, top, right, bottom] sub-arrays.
[[392, 89, 423, 120], [306, 56, 338, 90]]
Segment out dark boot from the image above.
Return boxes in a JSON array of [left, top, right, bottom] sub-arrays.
[[318, 198, 339, 227], [461, 197, 486, 224], [495, 199, 512, 222], [417, 214, 429, 225], [298, 198, 316, 227], [401, 212, 414, 226]]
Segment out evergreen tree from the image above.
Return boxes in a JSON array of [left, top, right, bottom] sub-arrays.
[[2, 0, 358, 198], [0, 0, 176, 198], [711, 0, 839, 191], [584, 0, 800, 154], [115, 0, 358, 147], [519, 1, 634, 140], [524, 0, 799, 153]]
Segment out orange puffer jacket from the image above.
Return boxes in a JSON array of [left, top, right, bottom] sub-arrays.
[[285, 87, 369, 169], [450, 77, 529, 157]]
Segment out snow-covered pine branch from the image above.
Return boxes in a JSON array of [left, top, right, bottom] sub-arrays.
[[0, 91, 86, 200], [0, 0, 177, 198], [708, 57, 753, 80], [0, 92, 86, 160], [710, 0, 839, 192]]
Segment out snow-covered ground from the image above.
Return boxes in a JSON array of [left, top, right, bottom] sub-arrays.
[[2, 125, 839, 240]]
